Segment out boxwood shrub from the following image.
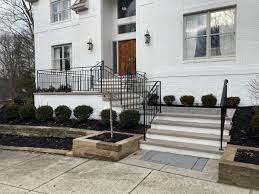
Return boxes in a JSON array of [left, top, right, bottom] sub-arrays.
[[54, 105, 72, 122], [163, 95, 175, 105], [227, 97, 240, 108], [119, 110, 140, 129], [201, 94, 217, 107], [19, 105, 36, 120], [4, 105, 20, 120], [101, 109, 117, 126], [74, 105, 93, 121], [148, 94, 159, 105], [36, 106, 53, 121], [180, 95, 195, 107]]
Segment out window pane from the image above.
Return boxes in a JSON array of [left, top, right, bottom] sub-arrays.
[[211, 33, 235, 56], [118, 0, 136, 18], [186, 37, 207, 59], [51, 0, 71, 23], [211, 9, 235, 34], [118, 23, 136, 34], [64, 45, 71, 59], [186, 14, 207, 38]]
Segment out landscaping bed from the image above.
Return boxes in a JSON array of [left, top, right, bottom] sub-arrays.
[[234, 149, 259, 165], [0, 133, 73, 150], [88, 132, 133, 143], [230, 106, 259, 148]]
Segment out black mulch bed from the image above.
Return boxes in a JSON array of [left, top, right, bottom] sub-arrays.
[[0, 134, 73, 150], [88, 132, 133, 143], [234, 149, 259, 165], [230, 107, 259, 148], [0, 114, 144, 135]]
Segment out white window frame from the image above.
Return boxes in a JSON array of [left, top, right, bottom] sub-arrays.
[[183, 6, 236, 61], [50, 0, 71, 23], [52, 44, 72, 71]]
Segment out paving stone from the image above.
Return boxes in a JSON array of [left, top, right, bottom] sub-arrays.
[[131, 170, 251, 194], [0, 183, 28, 194], [35, 160, 151, 194], [120, 158, 166, 170], [0, 154, 87, 190], [192, 158, 208, 171]]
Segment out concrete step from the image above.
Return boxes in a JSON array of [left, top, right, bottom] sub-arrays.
[[146, 128, 230, 147], [140, 139, 224, 159], [151, 120, 230, 136], [155, 112, 232, 125], [161, 106, 221, 115]]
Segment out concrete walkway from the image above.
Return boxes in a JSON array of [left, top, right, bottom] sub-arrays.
[[0, 150, 258, 194]]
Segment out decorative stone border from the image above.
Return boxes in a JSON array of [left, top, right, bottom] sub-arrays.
[[219, 144, 259, 189], [73, 132, 143, 161], [0, 124, 97, 139]]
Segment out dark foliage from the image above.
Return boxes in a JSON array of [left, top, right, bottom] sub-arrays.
[[3, 105, 20, 120], [180, 95, 195, 106], [101, 109, 117, 126], [148, 94, 159, 105], [201, 94, 217, 107], [54, 105, 72, 122], [74, 105, 93, 122], [163, 95, 175, 105], [36, 106, 53, 121], [19, 105, 36, 120], [227, 97, 241, 108], [119, 110, 140, 129]]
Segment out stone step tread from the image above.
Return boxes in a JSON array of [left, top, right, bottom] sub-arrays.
[[152, 119, 231, 130], [140, 139, 224, 155], [157, 112, 232, 121], [147, 128, 230, 141]]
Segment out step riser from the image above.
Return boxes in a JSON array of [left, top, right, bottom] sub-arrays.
[[151, 124, 229, 136], [140, 144, 222, 159], [146, 134, 228, 147], [155, 116, 231, 125]]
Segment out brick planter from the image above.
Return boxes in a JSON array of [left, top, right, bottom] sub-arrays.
[[72, 132, 143, 161], [219, 144, 259, 189]]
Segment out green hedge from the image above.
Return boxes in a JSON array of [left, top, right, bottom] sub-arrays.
[[227, 97, 240, 108], [54, 105, 72, 122], [19, 105, 36, 120], [201, 94, 217, 107], [180, 95, 195, 107], [74, 105, 93, 121], [36, 106, 53, 121], [163, 95, 175, 105], [119, 110, 140, 129], [101, 109, 117, 126], [4, 105, 20, 120]]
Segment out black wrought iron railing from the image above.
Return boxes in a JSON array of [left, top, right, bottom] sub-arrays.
[[142, 81, 162, 140], [220, 79, 228, 150]]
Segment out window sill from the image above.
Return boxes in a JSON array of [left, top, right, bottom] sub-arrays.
[[183, 56, 236, 64], [50, 19, 72, 26]]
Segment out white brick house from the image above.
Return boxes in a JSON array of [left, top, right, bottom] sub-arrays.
[[28, 0, 259, 159]]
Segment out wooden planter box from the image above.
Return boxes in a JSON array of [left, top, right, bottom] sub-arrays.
[[72, 132, 143, 161], [219, 144, 259, 189]]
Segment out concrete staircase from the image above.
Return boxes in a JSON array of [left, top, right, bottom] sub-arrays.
[[140, 108, 233, 159]]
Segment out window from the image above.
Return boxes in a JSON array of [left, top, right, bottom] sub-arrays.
[[118, 23, 136, 34], [118, 0, 136, 19], [184, 7, 236, 60], [53, 44, 72, 71], [51, 0, 71, 23]]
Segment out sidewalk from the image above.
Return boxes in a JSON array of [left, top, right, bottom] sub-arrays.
[[0, 150, 258, 194]]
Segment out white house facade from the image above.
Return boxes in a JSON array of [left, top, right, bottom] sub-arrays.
[[28, 0, 259, 159]]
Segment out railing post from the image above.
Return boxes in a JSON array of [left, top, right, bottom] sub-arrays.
[[120, 76, 123, 105], [36, 70, 39, 91], [159, 81, 162, 113], [65, 70, 68, 93], [90, 69, 93, 90], [143, 99, 146, 141], [101, 61, 104, 93]]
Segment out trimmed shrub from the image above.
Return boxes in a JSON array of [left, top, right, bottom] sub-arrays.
[[163, 95, 175, 105], [227, 97, 240, 108], [57, 85, 72, 92], [74, 105, 93, 121], [251, 111, 259, 134], [14, 96, 24, 105], [54, 105, 72, 122], [36, 106, 53, 121], [4, 105, 20, 120], [19, 105, 36, 120], [180, 95, 195, 106], [148, 94, 159, 105], [201, 94, 217, 107], [101, 109, 117, 126], [119, 110, 141, 129]]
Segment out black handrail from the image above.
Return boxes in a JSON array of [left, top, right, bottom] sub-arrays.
[[142, 81, 162, 140], [220, 79, 228, 150]]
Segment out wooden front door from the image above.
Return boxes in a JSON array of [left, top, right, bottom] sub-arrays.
[[119, 39, 136, 76]]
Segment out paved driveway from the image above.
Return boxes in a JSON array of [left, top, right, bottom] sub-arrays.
[[0, 150, 258, 194]]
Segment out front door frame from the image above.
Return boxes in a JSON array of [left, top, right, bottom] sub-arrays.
[[113, 38, 136, 76]]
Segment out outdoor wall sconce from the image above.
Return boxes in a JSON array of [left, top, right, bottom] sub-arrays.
[[87, 39, 93, 50], [144, 30, 151, 44]]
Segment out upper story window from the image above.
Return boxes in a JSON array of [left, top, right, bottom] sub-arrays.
[[118, 0, 136, 19], [184, 7, 236, 60], [53, 44, 72, 71], [118, 23, 136, 34], [51, 0, 71, 23]]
